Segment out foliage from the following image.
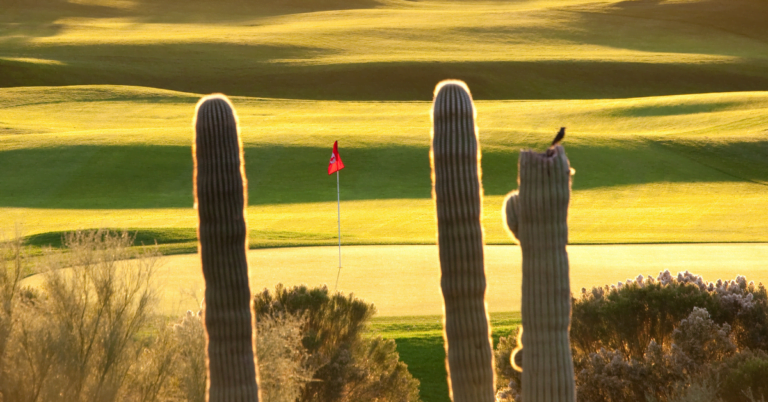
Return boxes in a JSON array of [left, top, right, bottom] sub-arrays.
[[254, 313, 317, 402], [717, 350, 768, 402], [573, 307, 734, 402], [494, 271, 768, 402], [0, 229, 161, 402], [2, 231, 379, 402], [571, 271, 767, 360], [652, 380, 723, 402], [167, 310, 206, 402], [0, 228, 27, 368], [253, 284, 421, 402], [569, 270, 768, 402], [494, 328, 522, 402], [163, 307, 315, 402]]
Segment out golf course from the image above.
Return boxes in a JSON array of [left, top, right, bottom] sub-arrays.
[[2, 0, 768, 400]]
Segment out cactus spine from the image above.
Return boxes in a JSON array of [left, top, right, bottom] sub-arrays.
[[430, 80, 495, 402], [503, 146, 576, 402], [193, 94, 260, 402]]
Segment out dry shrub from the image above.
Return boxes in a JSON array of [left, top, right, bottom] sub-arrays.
[[0, 229, 161, 402], [168, 309, 206, 402], [256, 312, 317, 402], [162, 306, 319, 402], [2, 230, 418, 402], [0, 227, 27, 366]]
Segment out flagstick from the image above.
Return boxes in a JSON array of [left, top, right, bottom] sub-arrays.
[[334, 170, 342, 291]]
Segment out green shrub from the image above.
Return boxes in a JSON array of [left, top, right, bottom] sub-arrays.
[[718, 351, 768, 402], [253, 284, 421, 402], [494, 270, 768, 402], [494, 328, 522, 402], [572, 273, 721, 360], [571, 271, 767, 360], [564, 271, 768, 402]]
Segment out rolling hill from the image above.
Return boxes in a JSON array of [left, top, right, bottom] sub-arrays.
[[1, 0, 768, 100]]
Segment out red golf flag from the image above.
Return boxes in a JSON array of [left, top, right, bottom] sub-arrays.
[[328, 141, 345, 175]]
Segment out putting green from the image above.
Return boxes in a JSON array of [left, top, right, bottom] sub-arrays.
[[23, 244, 762, 317]]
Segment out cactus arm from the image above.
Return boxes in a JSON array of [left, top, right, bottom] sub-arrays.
[[503, 192, 520, 241], [193, 94, 260, 402], [504, 145, 575, 402], [430, 80, 495, 402]]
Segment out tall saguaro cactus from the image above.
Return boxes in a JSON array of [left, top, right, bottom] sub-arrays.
[[503, 146, 576, 402], [193, 94, 260, 402], [430, 80, 495, 402]]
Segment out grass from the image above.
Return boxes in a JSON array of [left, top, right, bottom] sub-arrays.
[[2, 87, 767, 250], [370, 312, 521, 402], [2, 0, 768, 100]]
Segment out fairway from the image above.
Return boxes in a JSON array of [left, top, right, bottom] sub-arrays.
[[2, 87, 768, 250], [23, 244, 762, 317], [3, 0, 768, 100], [3, 0, 768, 250]]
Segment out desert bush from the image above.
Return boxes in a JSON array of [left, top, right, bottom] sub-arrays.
[[571, 271, 768, 402], [0, 229, 161, 402], [715, 350, 768, 402], [573, 307, 735, 402], [0, 226, 29, 367], [571, 271, 768, 359], [0, 228, 28, 366], [253, 284, 421, 402], [127, 323, 177, 402], [163, 307, 314, 402], [494, 328, 522, 402], [571, 272, 719, 359], [254, 312, 317, 402], [495, 271, 768, 402], [167, 309, 206, 402], [652, 379, 724, 402]]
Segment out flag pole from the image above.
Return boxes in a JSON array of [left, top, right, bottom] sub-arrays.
[[335, 170, 342, 291]]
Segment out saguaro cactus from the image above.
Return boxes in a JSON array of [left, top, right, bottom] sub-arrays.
[[503, 146, 576, 402], [193, 94, 260, 402], [430, 80, 495, 402]]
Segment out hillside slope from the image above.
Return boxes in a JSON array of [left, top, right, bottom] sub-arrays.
[[1, 0, 768, 99]]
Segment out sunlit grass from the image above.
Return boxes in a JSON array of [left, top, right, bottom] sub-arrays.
[[2, 87, 768, 148], [4, 180, 768, 252], [3, 0, 768, 99], [2, 86, 767, 246]]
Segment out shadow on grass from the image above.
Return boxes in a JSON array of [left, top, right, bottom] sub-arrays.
[[607, 0, 768, 44], [0, 0, 384, 28], [2, 50, 768, 100], [24, 227, 198, 249], [1, 140, 766, 208], [4, 0, 768, 100], [394, 336, 450, 402]]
